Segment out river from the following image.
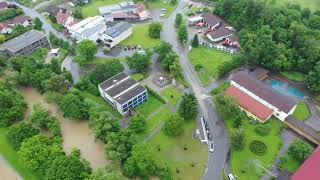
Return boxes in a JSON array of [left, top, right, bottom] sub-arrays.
[[20, 86, 109, 169]]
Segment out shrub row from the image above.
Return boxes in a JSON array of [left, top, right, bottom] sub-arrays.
[[249, 140, 267, 155], [145, 85, 166, 103]]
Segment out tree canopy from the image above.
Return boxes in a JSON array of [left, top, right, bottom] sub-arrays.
[[163, 114, 184, 137], [75, 40, 98, 65], [127, 51, 151, 73], [148, 22, 162, 39], [288, 139, 313, 162], [129, 115, 146, 133], [178, 93, 198, 120]]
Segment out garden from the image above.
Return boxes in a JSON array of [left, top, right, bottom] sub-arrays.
[[120, 23, 162, 49], [188, 47, 233, 86], [293, 102, 311, 122], [280, 71, 306, 82], [161, 85, 182, 106]]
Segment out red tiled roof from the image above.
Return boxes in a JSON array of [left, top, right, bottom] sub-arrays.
[[57, 11, 70, 24], [232, 72, 296, 113], [291, 147, 320, 180], [225, 85, 273, 121]]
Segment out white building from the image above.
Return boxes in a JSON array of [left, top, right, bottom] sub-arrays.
[[98, 72, 148, 116], [68, 16, 106, 43], [103, 21, 132, 48], [225, 72, 296, 122]]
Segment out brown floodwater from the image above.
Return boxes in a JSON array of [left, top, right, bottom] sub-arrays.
[[19, 87, 109, 169]]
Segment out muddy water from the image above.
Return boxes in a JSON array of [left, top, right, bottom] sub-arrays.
[[20, 87, 109, 169]]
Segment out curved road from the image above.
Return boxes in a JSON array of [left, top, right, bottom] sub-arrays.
[[161, 1, 229, 180]]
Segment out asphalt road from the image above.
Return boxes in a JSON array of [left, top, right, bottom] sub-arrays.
[[161, 1, 230, 179]]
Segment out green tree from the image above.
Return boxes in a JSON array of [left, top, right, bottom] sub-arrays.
[[6, 122, 40, 150], [178, 24, 188, 43], [88, 167, 126, 180], [123, 143, 158, 178], [163, 114, 184, 137], [175, 13, 182, 28], [309, 15, 320, 29], [74, 7, 83, 19], [33, 17, 43, 30], [59, 90, 90, 120], [48, 13, 57, 23], [44, 74, 70, 94], [127, 51, 151, 73], [169, 59, 182, 78], [230, 127, 245, 150], [88, 108, 120, 142], [191, 34, 199, 47], [75, 40, 98, 65], [148, 22, 162, 39], [162, 52, 178, 71], [87, 60, 124, 85], [45, 155, 92, 180], [288, 139, 313, 162], [155, 41, 173, 61], [18, 135, 64, 174], [178, 93, 198, 120], [29, 104, 61, 136], [0, 34, 5, 43], [129, 115, 146, 133], [254, 123, 271, 136], [306, 62, 320, 93], [0, 83, 27, 126]]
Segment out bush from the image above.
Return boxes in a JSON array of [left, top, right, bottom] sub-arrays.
[[249, 141, 267, 155], [145, 85, 166, 103], [254, 123, 271, 136]]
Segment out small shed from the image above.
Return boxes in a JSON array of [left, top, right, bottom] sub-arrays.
[[187, 16, 203, 25], [50, 48, 59, 56]]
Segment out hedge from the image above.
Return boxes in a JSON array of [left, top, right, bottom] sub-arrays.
[[145, 85, 166, 104], [249, 141, 267, 155]]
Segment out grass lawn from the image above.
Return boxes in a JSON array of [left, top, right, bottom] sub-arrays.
[[293, 102, 311, 121], [188, 47, 233, 86], [280, 71, 306, 82], [82, 91, 121, 118], [81, 0, 122, 17], [147, 0, 179, 17], [280, 154, 302, 173], [161, 86, 182, 106], [211, 82, 230, 96], [136, 93, 165, 118], [88, 57, 126, 65], [268, 0, 320, 11], [120, 23, 162, 49], [148, 120, 208, 179], [146, 106, 172, 134], [131, 73, 148, 81], [0, 128, 39, 180]]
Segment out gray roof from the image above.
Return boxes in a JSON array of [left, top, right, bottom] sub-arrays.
[[106, 22, 132, 38], [0, 30, 47, 52], [82, 22, 106, 37], [98, 72, 146, 104]]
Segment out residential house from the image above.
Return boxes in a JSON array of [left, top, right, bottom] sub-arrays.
[[0, 23, 12, 34], [99, 1, 149, 22], [103, 21, 132, 48], [0, 30, 50, 57], [56, 10, 76, 28], [291, 146, 320, 180], [5, 16, 32, 27], [46, 5, 62, 16], [98, 72, 148, 116], [68, 16, 107, 43], [0, 1, 8, 10], [201, 13, 223, 30], [225, 71, 296, 122]]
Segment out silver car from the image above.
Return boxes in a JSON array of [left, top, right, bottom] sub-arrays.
[[209, 141, 214, 153]]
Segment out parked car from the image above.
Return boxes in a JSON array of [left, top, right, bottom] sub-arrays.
[[209, 141, 214, 153], [188, 3, 193, 8], [228, 174, 236, 180], [207, 132, 212, 140], [161, 8, 167, 11], [160, 13, 165, 17]]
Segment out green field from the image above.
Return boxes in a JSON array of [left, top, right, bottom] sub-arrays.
[[131, 73, 148, 81], [147, 0, 179, 17], [293, 102, 311, 121], [146, 106, 172, 134], [0, 128, 39, 180], [121, 23, 162, 48], [81, 0, 122, 17], [148, 120, 207, 179], [161, 86, 182, 106], [281, 71, 306, 82], [188, 47, 233, 86], [136, 93, 165, 118], [87, 56, 126, 65], [268, 0, 320, 11]]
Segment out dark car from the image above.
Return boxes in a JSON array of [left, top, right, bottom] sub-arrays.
[[207, 132, 212, 141]]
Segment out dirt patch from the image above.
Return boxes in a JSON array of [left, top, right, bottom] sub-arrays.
[[19, 87, 109, 169], [0, 155, 22, 180]]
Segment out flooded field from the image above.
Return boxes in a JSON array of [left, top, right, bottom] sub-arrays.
[[20, 87, 109, 169]]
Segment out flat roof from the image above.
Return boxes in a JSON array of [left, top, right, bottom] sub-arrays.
[[0, 30, 46, 52], [225, 85, 273, 121], [106, 21, 132, 38], [98, 72, 146, 104], [231, 72, 296, 113], [292, 146, 320, 180]]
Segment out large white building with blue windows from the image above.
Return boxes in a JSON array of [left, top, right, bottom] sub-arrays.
[[98, 72, 148, 116]]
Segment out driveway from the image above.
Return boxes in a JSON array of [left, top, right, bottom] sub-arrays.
[[162, 1, 229, 179]]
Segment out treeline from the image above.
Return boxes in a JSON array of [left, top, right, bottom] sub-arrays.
[[0, 7, 23, 22], [215, 0, 320, 92]]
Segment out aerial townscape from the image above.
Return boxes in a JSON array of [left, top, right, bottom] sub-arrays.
[[0, 0, 320, 179]]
